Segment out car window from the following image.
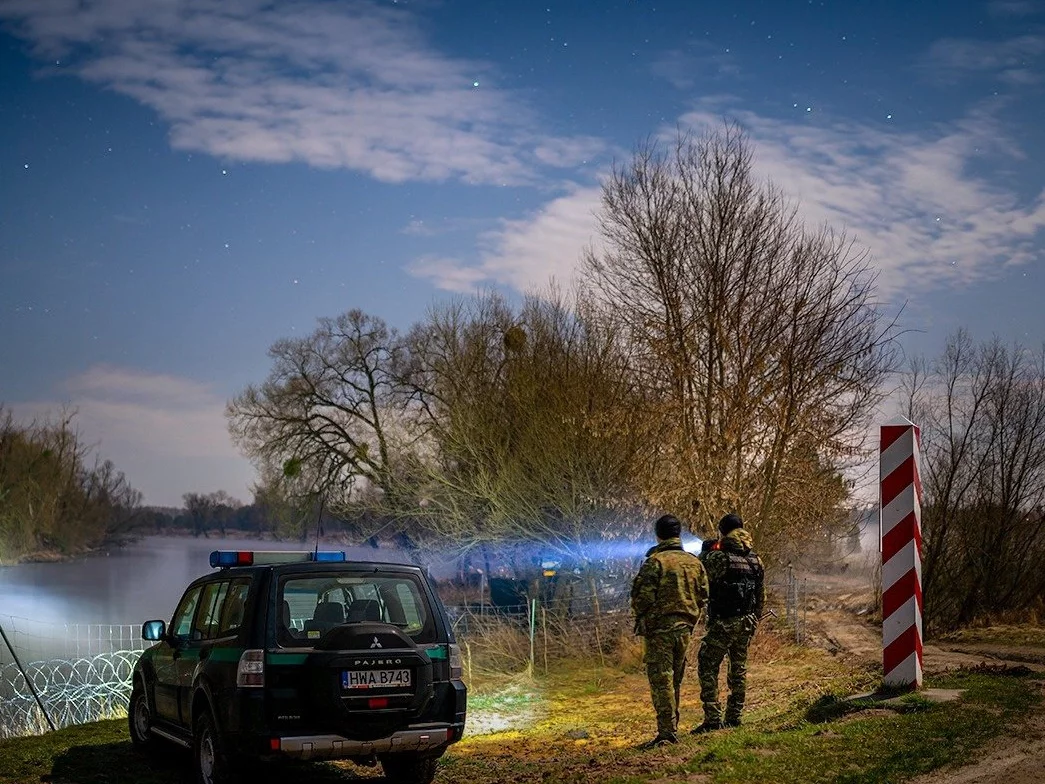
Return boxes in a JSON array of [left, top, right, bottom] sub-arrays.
[[194, 581, 230, 641], [170, 585, 203, 641], [218, 578, 251, 636], [395, 583, 424, 629], [278, 573, 436, 647]]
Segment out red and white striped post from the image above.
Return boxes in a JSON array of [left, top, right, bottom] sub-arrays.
[[880, 416, 923, 689]]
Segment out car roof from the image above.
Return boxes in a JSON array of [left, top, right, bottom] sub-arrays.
[[179, 560, 429, 590], [203, 560, 426, 577]]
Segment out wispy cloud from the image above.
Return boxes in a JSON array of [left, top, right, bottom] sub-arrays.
[[988, 0, 1041, 17], [0, 0, 604, 184], [651, 43, 742, 90], [678, 104, 1045, 295], [399, 216, 495, 238], [10, 365, 254, 506], [409, 101, 1045, 300], [406, 184, 603, 293], [918, 33, 1045, 85]]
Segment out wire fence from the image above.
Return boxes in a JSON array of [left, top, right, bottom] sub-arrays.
[[0, 615, 146, 739], [774, 565, 809, 644], [446, 583, 634, 677]]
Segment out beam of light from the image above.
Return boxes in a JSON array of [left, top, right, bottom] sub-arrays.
[[463, 537, 706, 568], [682, 537, 704, 555]]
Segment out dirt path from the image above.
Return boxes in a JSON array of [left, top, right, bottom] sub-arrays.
[[797, 570, 1045, 784], [909, 678, 1045, 784]]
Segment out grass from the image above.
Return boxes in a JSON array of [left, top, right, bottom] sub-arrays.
[[937, 624, 1045, 649], [0, 635, 1040, 784]]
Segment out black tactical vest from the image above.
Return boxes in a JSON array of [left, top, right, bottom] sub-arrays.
[[708, 551, 763, 620]]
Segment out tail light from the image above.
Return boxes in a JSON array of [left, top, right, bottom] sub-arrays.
[[448, 644, 463, 680], [237, 649, 265, 687]]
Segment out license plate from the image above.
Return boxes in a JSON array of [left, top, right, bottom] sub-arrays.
[[342, 669, 412, 689]]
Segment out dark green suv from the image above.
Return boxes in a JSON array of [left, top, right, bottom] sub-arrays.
[[128, 550, 467, 784]]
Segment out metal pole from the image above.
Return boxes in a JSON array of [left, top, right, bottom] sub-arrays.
[[542, 607, 548, 675], [529, 598, 537, 675], [801, 578, 808, 645], [0, 620, 56, 732]]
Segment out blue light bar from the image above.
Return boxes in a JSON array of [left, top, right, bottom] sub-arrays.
[[210, 550, 346, 567], [310, 551, 346, 562], [210, 551, 253, 568]]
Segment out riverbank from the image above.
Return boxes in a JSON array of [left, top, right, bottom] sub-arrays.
[[0, 527, 322, 567]]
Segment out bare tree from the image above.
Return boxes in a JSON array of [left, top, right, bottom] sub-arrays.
[[227, 310, 413, 519], [182, 492, 216, 538], [397, 290, 652, 566], [906, 332, 1045, 631], [582, 124, 900, 557]]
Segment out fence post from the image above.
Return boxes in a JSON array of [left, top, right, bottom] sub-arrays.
[[542, 607, 548, 675], [0, 620, 56, 732], [528, 598, 537, 676], [800, 578, 807, 645]]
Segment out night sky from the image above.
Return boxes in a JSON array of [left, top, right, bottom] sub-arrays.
[[1, 0, 1043, 506]]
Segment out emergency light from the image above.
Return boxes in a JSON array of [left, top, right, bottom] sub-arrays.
[[209, 550, 347, 568]]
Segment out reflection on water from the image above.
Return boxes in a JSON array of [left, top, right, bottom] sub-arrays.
[[0, 535, 419, 625]]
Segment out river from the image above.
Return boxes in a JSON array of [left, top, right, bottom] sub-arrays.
[[0, 535, 432, 737], [0, 535, 423, 627]]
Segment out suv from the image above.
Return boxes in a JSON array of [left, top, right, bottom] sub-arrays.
[[127, 550, 467, 784]]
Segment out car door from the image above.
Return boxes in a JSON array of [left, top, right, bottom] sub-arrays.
[[153, 585, 202, 725], [176, 579, 230, 724]]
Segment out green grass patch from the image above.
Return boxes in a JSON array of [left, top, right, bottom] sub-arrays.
[[467, 684, 540, 713], [661, 668, 1040, 784], [0, 718, 182, 784], [442, 664, 1040, 784]]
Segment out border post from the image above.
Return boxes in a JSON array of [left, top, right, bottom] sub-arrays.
[[880, 416, 923, 689]]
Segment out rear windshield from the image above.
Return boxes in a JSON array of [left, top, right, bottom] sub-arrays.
[[277, 572, 437, 646]]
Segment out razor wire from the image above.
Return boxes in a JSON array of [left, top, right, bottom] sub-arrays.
[[0, 650, 143, 739], [0, 616, 146, 739]]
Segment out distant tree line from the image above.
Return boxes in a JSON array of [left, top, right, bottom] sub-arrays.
[[227, 125, 901, 575], [0, 407, 141, 563], [133, 491, 363, 542], [0, 408, 394, 563]]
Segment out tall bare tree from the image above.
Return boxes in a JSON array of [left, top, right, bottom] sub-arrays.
[[582, 124, 899, 557]]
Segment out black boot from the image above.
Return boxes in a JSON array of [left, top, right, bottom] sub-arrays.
[[690, 721, 722, 734], [638, 732, 678, 749]]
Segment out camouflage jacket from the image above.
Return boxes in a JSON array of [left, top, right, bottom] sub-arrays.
[[630, 537, 709, 635], [703, 528, 766, 620]]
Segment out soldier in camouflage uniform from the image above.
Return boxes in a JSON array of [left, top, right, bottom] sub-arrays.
[[693, 513, 765, 733], [631, 514, 709, 748]]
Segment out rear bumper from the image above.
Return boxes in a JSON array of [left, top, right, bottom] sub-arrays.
[[275, 724, 462, 760]]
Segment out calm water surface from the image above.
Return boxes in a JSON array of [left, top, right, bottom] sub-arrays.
[[0, 536, 422, 626]]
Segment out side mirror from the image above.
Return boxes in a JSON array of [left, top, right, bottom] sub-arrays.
[[142, 620, 166, 641]]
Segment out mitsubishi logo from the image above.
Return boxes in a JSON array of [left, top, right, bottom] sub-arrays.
[[370, 636, 383, 649]]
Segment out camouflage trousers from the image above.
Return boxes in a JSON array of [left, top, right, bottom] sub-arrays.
[[697, 614, 757, 725], [643, 626, 693, 735]]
